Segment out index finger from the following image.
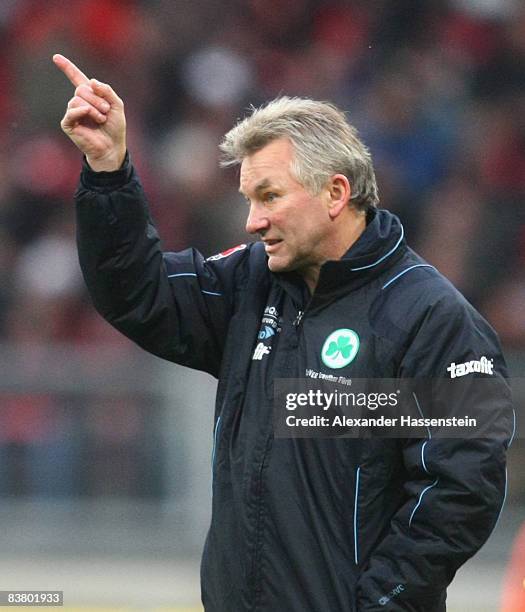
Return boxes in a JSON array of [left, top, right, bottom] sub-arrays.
[[53, 54, 90, 87]]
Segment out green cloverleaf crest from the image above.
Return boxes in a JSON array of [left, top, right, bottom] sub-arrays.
[[327, 335, 354, 360], [321, 329, 360, 369], [326, 341, 339, 356]]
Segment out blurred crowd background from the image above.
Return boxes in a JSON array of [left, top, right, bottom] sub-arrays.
[[0, 0, 524, 606], [1, 0, 524, 351]]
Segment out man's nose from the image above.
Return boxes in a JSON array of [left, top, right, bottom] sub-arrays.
[[245, 204, 270, 235]]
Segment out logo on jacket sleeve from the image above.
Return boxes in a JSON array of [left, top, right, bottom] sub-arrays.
[[207, 244, 247, 261], [321, 329, 360, 369], [447, 356, 494, 378]]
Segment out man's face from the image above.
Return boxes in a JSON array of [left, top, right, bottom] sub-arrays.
[[240, 138, 332, 276]]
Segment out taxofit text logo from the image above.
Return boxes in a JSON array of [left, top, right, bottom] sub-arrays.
[[321, 329, 360, 369], [447, 356, 494, 378], [252, 342, 271, 360]]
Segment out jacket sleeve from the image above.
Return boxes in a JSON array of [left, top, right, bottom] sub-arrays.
[[356, 293, 514, 611], [75, 154, 248, 377]]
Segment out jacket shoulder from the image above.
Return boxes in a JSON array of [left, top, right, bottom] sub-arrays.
[[380, 248, 480, 321], [372, 248, 503, 364]]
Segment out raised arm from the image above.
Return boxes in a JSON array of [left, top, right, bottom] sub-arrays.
[[52, 54, 249, 376], [53, 54, 126, 172]]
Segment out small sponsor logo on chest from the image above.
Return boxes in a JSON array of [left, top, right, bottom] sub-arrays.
[[253, 305, 282, 360], [252, 342, 272, 360], [255, 305, 282, 341]]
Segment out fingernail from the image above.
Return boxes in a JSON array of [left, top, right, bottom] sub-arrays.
[[101, 102, 110, 112]]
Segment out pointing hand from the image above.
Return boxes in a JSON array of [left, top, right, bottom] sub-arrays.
[[53, 54, 126, 172]]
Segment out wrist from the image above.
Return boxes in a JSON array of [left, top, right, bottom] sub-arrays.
[[80, 150, 132, 191], [86, 147, 126, 172]]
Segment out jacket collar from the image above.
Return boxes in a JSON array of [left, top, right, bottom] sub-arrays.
[[275, 208, 406, 300], [315, 208, 406, 296]]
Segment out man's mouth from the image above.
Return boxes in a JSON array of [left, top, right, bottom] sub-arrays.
[[263, 239, 282, 253]]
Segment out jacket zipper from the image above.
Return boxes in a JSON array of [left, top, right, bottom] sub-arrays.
[[292, 290, 313, 329], [293, 309, 304, 327], [252, 299, 306, 605]]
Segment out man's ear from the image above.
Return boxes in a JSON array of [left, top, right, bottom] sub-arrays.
[[327, 174, 351, 219]]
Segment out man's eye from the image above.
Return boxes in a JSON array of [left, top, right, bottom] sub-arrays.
[[265, 193, 278, 203]]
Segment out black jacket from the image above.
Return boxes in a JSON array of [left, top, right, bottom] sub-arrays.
[[75, 157, 514, 612]]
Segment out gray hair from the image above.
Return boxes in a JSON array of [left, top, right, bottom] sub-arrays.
[[219, 97, 379, 210]]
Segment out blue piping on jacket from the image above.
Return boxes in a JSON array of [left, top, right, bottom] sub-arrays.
[[354, 466, 361, 565], [494, 467, 508, 531], [509, 409, 516, 448], [382, 264, 436, 290], [412, 392, 431, 440], [420, 441, 430, 476], [167, 272, 222, 296], [211, 415, 222, 476], [409, 479, 439, 528], [413, 392, 432, 475], [351, 225, 405, 271]]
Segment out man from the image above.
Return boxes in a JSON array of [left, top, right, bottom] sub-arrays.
[[54, 54, 513, 611]]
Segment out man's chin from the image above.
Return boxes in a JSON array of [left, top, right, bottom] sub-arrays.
[[267, 255, 291, 273]]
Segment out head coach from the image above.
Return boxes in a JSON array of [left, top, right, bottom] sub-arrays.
[[54, 53, 514, 612]]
